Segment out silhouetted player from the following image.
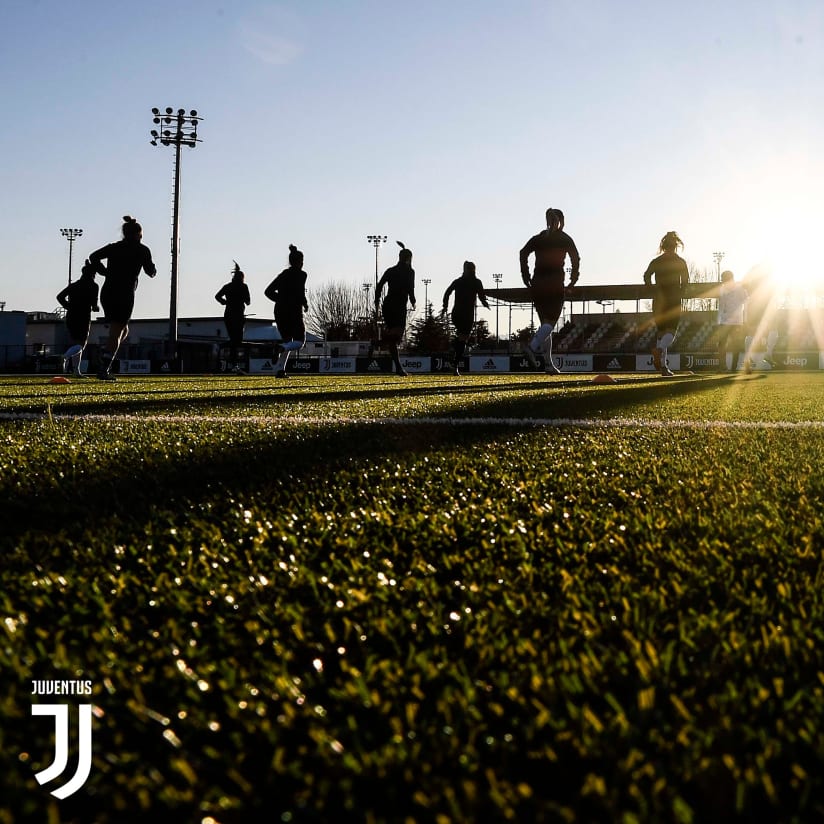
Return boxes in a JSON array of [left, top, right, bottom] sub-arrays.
[[56, 259, 99, 377], [375, 241, 416, 376], [215, 261, 251, 373], [88, 215, 156, 380], [643, 230, 689, 377], [442, 261, 490, 375], [519, 207, 580, 374], [744, 265, 780, 369], [716, 270, 748, 372], [264, 245, 308, 378]]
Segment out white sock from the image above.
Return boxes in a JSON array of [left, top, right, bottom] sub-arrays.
[[530, 323, 553, 352], [275, 351, 290, 371]]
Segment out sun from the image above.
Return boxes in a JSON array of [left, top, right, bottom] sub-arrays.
[[748, 207, 824, 298]]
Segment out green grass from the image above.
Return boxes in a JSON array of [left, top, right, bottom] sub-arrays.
[[2, 373, 823, 822]]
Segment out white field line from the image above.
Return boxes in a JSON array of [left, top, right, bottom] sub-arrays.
[[1, 411, 823, 429]]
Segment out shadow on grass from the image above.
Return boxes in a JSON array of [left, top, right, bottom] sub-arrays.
[[0, 374, 754, 556], [1, 372, 749, 421]]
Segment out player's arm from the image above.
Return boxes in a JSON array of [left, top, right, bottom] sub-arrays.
[[143, 247, 157, 278], [215, 286, 227, 305], [567, 241, 581, 286], [519, 238, 534, 286], [88, 244, 109, 277], [442, 281, 455, 313], [243, 284, 251, 306], [263, 276, 280, 303], [477, 280, 490, 309], [56, 285, 70, 310], [643, 262, 654, 287]]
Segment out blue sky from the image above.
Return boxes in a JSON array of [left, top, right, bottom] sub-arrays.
[[2, 0, 822, 333]]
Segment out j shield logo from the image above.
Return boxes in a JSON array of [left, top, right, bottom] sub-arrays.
[[31, 703, 93, 798]]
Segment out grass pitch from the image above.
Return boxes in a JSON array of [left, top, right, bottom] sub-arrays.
[[2, 372, 823, 822]]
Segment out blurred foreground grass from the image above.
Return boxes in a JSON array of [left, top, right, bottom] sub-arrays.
[[1, 373, 823, 822]]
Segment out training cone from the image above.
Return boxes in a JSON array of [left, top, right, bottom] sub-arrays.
[[49, 376, 70, 384], [591, 373, 616, 384]]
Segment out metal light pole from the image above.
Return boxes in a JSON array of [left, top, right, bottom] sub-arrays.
[[60, 228, 83, 285], [366, 235, 386, 325], [150, 107, 203, 360], [422, 278, 431, 318], [713, 251, 725, 280], [492, 273, 502, 349]]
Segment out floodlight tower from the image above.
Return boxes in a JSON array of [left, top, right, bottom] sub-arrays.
[[150, 106, 203, 359], [713, 251, 725, 280], [422, 278, 431, 318], [60, 228, 83, 285], [366, 235, 386, 322], [492, 273, 503, 349]]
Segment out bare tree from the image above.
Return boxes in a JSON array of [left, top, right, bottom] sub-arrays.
[[305, 281, 373, 340], [684, 261, 717, 312]]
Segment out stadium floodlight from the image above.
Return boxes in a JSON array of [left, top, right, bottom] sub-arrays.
[[422, 279, 431, 318], [60, 228, 83, 285], [713, 251, 725, 280], [366, 235, 387, 323], [150, 106, 203, 360], [492, 273, 503, 349]]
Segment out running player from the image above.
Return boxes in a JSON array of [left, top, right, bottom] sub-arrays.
[[519, 207, 580, 374], [743, 264, 780, 369], [55, 259, 99, 377], [215, 261, 251, 373], [442, 261, 490, 375], [375, 241, 416, 376], [88, 215, 156, 380], [716, 270, 748, 372], [264, 245, 309, 378], [643, 230, 689, 377]]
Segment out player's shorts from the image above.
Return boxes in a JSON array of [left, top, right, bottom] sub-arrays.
[[652, 288, 682, 332], [275, 304, 305, 344], [224, 313, 245, 346], [65, 313, 92, 342], [531, 270, 565, 324], [451, 308, 474, 336], [100, 283, 136, 325], [381, 297, 408, 331]]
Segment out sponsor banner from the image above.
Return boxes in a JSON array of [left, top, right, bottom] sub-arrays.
[[119, 359, 151, 374], [399, 356, 430, 373], [356, 356, 394, 373], [469, 355, 510, 372], [319, 357, 357, 373], [249, 358, 277, 374], [554, 354, 593, 373], [680, 353, 722, 372], [510, 355, 540, 372], [778, 352, 818, 370], [285, 358, 318, 374], [431, 356, 459, 373], [151, 358, 179, 374], [249, 357, 317, 374], [636, 353, 681, 372], [593, 355, 635, 372]]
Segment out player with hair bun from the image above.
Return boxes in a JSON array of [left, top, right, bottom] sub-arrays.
[[643, 230, 689, 377], [215, 261, 251, 373], [375, 241, 416, 377], [56, 259, 99, 377], [442, 261, 489, 375], [519, 207, 580, 374], [264, 244, 309, 378], [88, 215, 156, 380]]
